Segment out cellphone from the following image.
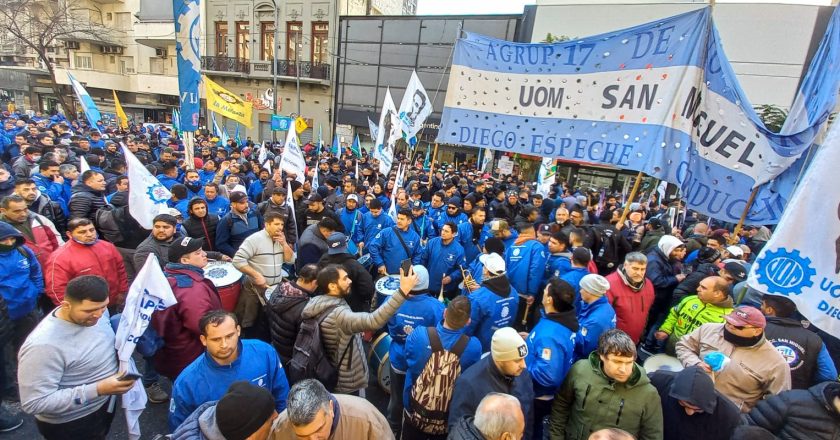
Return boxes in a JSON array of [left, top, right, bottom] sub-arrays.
[[400, 259, 413, 276], [117, 372, 142, 381]]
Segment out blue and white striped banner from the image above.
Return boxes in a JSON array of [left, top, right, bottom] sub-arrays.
[[67, 73, 102, 130], [437, 8, 839, 224], [173, 0, 201, 132]]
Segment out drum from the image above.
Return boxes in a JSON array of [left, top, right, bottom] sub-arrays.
[[643, 354, 684, 373], [205, 261, 244, 312], [367, 332, 392, 393], [375, 275, 401, 307], [357, 254, 372, 271]]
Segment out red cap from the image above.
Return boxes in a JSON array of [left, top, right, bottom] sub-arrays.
[[724, 306, 766, 329]]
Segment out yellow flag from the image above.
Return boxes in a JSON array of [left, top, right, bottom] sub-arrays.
[[295, 117, 308, 134], [113, 90, 128, 130], [204, 75, 253, 128]]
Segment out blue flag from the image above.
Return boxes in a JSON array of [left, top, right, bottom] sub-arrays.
[[234, 123, 242, 146], [67, 73, 102, 130], [437, 8, 839, 225], [351, 135, 361, 158], [332, 134, 340, 157], [172, 0, 201, 132]]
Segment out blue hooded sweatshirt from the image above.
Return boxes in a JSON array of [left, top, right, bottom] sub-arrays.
[[422, 237, 466, 294], [457, 220, 486, 265], [526, 310, 579, 398], [387, 294, 445, 372], [0, 223, 43, 320], [360, 210, 395, 248], [168, 339, 289, 431], [338, 207, 363, 244], [465, 276, 520, 352], [203, 196, 230, 218]]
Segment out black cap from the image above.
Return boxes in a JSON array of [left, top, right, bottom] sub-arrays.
[[648, 218, 664, 230], [216, 381, 276, 440], [305, 193, 323, 204], [229, 191, 248, 203], [538, 224, 552, 235], [168, 236, 204, 263], [410, 200, 423, 210], [723, 261, 748, 282]]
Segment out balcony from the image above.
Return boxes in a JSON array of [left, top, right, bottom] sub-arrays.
[[201, 56, 250, 75], [249, 60, 331, 82]]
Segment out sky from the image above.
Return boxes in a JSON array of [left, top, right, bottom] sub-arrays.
[[415, 0, 831, 15]]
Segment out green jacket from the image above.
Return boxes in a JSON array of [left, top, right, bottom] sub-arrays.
[[659, 295, 734, 341], [549, 353, 663, 440], [639, 229, 665, 253]]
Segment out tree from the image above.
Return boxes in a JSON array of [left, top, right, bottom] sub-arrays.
[[0, 0, 114, 118], [756, 104, 788, 133], [543, 33, 572, 43]]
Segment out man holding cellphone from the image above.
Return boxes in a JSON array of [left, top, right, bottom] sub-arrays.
[[18, 275, 136, 440]]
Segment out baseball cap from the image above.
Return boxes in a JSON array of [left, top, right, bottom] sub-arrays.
[[538, 224, 552, 235], [326, 232, 348, 255], [229, 191, 248, 203], [410, 200, 423, 210], [168, 236, 204, 263], [346, 194, 359, 203], [479, 252, 506, 276], [723, 261, 748, 282], [726, 245, 744, 258], [304, 193, 323, 204], [724, 306, 766, 329]]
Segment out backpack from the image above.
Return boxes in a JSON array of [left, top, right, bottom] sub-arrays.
[[286, 305, 353, 391], [405, 327, 469, 435], [95, 204, 125, 243], [593, 226, 622, 272]]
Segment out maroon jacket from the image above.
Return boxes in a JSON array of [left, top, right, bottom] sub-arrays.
[[605, 270, 655, 344], [151, 264, 222, 379]]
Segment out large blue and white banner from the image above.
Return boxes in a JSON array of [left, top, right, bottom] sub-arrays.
[[67, 73, 102, 130], [747, 120, 840, 338], [173, 0, 201, 132], [437, 8, 840, 224]]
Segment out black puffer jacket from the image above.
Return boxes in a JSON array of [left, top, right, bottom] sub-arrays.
[[447, 416, 485, 440], [317, 252, 374, 313], [266, 281, 313, 364], [109, 192, 151, 249], [68, 182, 107, 222], [182, 214, 220, 252], [671, 262, 719, 306], [743, 381, 840, 440]]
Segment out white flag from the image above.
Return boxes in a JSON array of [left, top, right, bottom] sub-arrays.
[[747, 120, 840, 338], [398, 70, 433, 139], [388, 164, 404, 221], [368, 117, 379, 142], [537, 158, 556, 197], [480, 147, 493, 173], [280, 128, 305, 183], [286, 179, 297, 230], [122, 145, 171, 229], [79, 155, 91, 174], [114, 254, 177, 440], [376, 88, 399, 175]]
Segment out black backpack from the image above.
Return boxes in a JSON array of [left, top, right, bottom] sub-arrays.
[[286, 305, 352, 391], [94, 204, 125, 243], [594, 226, 623, 272]]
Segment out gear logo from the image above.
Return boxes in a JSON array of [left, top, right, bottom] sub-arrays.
[[147, 183, 170, 204], [755, 248, 816, 296]]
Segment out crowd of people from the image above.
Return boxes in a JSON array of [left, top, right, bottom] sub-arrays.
[[0, 109, 838, 440]]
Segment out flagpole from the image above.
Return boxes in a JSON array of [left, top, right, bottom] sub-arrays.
[[618, 171, 644, 225], [428, 142, 439, 188], [731, 186, 760, 244]]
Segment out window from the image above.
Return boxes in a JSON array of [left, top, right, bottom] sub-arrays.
[[312, 22, 328, 64], [261, 22, 275, 61], [74, 54, 92, 69], [215, 22, 228, 57], [150, 58, 164, 74], [235, 21, 249, 60], [286, 21, 302, 61]]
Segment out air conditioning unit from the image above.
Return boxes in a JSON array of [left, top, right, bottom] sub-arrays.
[[155, 48, 168, 58], [64, 41, 80, 50], [100, 45, 124, 54]]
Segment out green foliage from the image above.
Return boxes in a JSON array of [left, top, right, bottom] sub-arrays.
[[756, 104, 788, 133], [543, 33, 572, 43]]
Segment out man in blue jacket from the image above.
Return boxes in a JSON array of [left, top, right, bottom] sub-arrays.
[[449, 327, 535, 440], [368, 209, 423, 276], [0, 222, 43, 349], [409, 200, 436, 244], [576, 274, 617, 359], [457, 206, 487, 265], [526, 278, 579, 440], [386, 265, 445, 436], [505, 222, 548, 331], [168, 310, 289, 431], [562, 247, 594, 303], [435, 197, 468, 234], [546, 231, 573, 281], [465, 253, 519, 352], [337, 194, 363, 249], [202, 182, 230, 217], [422, 222, 466, 300], [359, 198, 394, 255], [215, 191, 263, 257]]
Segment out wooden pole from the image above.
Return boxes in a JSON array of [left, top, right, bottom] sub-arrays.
[[731, 186, 760, 244], [618, 171, 645, 225], [427, 142, 439, 188]]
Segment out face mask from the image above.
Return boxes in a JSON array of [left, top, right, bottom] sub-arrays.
[[0, 243, 16, 252], [723, 327, 763, 347], [31, 155, 41, 162], [185, 181, 202, 192]]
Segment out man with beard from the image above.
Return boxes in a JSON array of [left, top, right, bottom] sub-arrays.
[[257, 187, 297, 245], [0, 193, 63, 270], [134, 213, 229, 271], [302, 193, 343, 233], [299, 264, 417, 395], [216, 191, 264, 257], [317, 232, 374, 313], [18, 276, 136, 439], [168, 310, 289, 431], [458, 207, 487, 265], [605, 252, 655, 345], [676, 306, 791, 412]]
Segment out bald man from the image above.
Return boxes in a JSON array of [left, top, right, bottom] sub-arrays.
[[656, 276, 734, 355], [449, 393, 525, 440]]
